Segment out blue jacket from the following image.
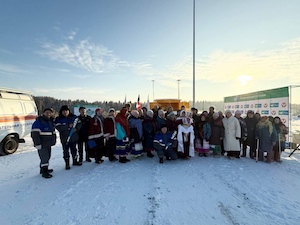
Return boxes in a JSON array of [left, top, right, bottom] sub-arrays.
[[153, 131, 174, 149], [31, 115, 56, 148], [55, 113, 82, 144]]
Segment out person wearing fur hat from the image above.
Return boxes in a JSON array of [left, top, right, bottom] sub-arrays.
[[55, 105, 82, 169], [31, 108, 56, 178], [115, 107, 131, 163], [128, 110, 143, 158], [256, 116, 277, 163], [88, 108, 105, 164], [153, 124, 178, 163], [209, 112, 224, 157], [104, 108, 118, 162], [222, 110, 241, 158]]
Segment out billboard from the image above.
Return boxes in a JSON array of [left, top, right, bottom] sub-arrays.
[[73, 104, 100, 117], [224, 87, 289, 125]]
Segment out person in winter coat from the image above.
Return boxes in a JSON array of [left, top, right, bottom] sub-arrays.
[[153, 124, 178, 163], [256, 116, 277, 163], [142, 110, 157, 158], [244, 110, 258, 159], [115, 107, 131, 163], [104, 108, 118, 162], [176, 110, 195, 158], [31, 108, 56, 178], [222, 110, 241, 158], [55, 105, 82, 170], [88, 108, 105, 164], [77, 106, 92, 163], [195, 113, 212, 157], [209, 112, 224, 157], [128, 110, 143, 158], [156, 109, 166, 131], [235, 110, 247, 158], [165, 112, 177, 132], [273, 116, 288, 162]]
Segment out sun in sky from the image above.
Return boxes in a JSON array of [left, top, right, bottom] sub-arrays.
[[238, 75, 252, 86]]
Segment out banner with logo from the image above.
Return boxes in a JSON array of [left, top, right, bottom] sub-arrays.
[[224, 87, 289, 125], [73, 104, 101, 117]]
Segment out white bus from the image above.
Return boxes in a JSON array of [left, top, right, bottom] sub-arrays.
[[0, 87, 38, 155]]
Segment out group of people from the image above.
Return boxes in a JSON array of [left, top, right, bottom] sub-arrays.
[[31, 104, 288, 179]]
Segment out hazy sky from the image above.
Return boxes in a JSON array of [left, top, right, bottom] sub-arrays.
[[1, 0, 300, 103]]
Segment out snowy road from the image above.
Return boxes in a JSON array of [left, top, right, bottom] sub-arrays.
[[0, 139, 300, 225]]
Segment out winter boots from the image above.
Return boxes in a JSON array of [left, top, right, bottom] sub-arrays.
[[41, 166, 52, 179], [40, 168, 53, 174], [119, 157, 130, 163], [147, 151, 154, 158], [159, 157, 163, 164], [65, 158, 70, 170], [86, 153, 92, 162], [266, 151, 273, 163], [73, 157, 82, 166]]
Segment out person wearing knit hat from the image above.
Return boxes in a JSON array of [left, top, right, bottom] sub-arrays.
[[55, 105, 82, 169], [153, 124, 178, 163], [31, 107, 57, 178], [43, 108, 53, 113]]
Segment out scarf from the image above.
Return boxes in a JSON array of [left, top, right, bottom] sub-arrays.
[[257, 118, 273, 136], [115, 108, 130, 137]]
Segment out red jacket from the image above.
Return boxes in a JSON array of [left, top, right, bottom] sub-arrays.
[[88, 115, 104, 139]]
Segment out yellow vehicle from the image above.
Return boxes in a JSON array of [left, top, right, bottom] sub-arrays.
[[150, 99, 189, 111]]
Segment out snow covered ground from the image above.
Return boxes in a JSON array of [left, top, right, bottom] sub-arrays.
[[1, 135, 300, 225]]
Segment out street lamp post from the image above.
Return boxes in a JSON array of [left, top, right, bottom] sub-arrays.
[[193, 0, 195, 107], [152, 80, 155, 101], [177, 79, 181, 99]]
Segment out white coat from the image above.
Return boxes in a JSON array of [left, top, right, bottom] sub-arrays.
[[222, 115, 241, 151]]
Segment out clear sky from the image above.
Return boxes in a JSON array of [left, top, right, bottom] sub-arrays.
[[1, 0, 300, 104]]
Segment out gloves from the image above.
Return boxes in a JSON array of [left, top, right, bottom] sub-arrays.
[[35, 145, 42, 150]]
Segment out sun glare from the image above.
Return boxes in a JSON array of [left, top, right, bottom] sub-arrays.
[[238, 75, 252, 86]]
